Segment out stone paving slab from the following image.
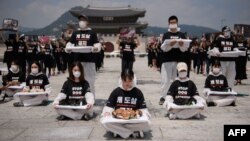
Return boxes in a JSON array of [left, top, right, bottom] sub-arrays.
[[0, 58, 250, 141]]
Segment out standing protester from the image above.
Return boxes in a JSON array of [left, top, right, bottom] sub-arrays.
[[58, 38, 67, 73], [66, 14, 101, 98], [159, 15, 188, 105], [51, 39, 63, 75], [211, 26, 237, 88], [16, 34, 27, 77], [116, 27, 140, 72], [1, 33, 18, 69], [235, 35, 248, 85], [26, 36, 39, 74]]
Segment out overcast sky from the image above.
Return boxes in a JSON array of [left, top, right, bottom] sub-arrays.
[[0, 0, 250, 30]]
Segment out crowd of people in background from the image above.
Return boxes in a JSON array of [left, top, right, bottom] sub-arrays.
[[146, 26, 250, 86]]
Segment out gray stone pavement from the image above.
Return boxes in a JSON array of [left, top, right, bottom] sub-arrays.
[[0, 57, 250, 141]]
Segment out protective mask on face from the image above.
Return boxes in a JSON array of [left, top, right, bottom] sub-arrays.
[[31, 68, 39, 74], [73, 71, 81, 78], [11, 65, 18, 72], [212, 68, 220, 74], [224, 31, 231, 38], [79, 21, 87, 29], [179, 71, 187, 78], [169, 24, 178, 29]]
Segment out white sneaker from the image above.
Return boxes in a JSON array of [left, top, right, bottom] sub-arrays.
[[139, 131, 144, 138], [169, 113, 177, 120]]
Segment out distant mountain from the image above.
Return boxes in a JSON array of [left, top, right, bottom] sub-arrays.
[[25, 10, 77, 37], [19, 26, 37, 33], [25, 6, 218, 38]]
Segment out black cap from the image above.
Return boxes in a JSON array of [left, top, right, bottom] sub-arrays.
[[222, 26, 230, 32], [78, 14, 88, 21]]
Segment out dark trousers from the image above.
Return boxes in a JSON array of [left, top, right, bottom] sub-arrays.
[[122, 59, 133, 72]]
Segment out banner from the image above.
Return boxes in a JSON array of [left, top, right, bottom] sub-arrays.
[[2, 18, 18, 31]]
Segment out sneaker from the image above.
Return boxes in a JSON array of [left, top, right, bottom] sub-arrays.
[[13, 102, 24, 107], [56, 115, 66, 120], [82, 114, 91, 121], [207, 101, 215, 107], [132, 132, 139, 138], [159, 97, 165, 105], [169, 113, 177, 120]]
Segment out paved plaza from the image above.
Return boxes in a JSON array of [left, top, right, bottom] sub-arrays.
[[0, 57, 250, 141]]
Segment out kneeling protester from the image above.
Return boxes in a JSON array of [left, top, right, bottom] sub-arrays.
[[163, 62, 206, 119], [100, 70, 151, 139], [53, 62, 94, 120]]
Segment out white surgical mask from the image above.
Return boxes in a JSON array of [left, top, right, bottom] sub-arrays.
[[73, 71, 81, 78], [224, 31, 231, 38], [79, 21, 87, 29], [11, 65, 18, 72], [169, 24, 178, 29], [31, 68, 39, 74], [179, 71, 187, 78], [212, 68, 220, 74]]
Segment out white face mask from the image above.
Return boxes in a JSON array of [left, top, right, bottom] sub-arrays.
[[31, 68, 39, 74], [179, 71, 187, 78], [73, 71, 81, 78], [212, 68, 221, 74], [169, 24, 178, 29], [79, 21, 87, 29], [11, 65, 18, 72], [224, 31, 231, 38]]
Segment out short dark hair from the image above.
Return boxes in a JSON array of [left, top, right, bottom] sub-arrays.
[[212, 60, 221, 67], [121, 69, 134, 81], [69, 61, 85, 82], [30, 61, 42, 72], [168, 15, 178, 23]]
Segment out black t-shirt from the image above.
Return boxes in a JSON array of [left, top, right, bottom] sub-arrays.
[[26, 45, 38, 61], [60, 79, 90, 105], [106, 87, 147, 110], [161, 31, 187, 62], [205, 74, 229, 91], [6, 71, 25, 84], [17, 40, 27, 59], [26, 73, 49, 90], [212, 36, 237, 61], [167, 80, 199, 105], [69, 29, 99, 62], [120, 41, 137, 61]]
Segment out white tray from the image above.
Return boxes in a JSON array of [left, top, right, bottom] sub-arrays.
[[162, 39, 192, 49], [168, 102, 204, 110], [208, 51, 245, 57], [15, 91, 48, 96], [65, 46, 92, 53], [8, 85, 24, 90], [207, 90, 237, 96], [55, 105, 87, 110]]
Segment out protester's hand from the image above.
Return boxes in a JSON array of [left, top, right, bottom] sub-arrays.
[[178, 40, 184, 47], [92, 47, 99, 53], [52, 102, 59, 108], [86, 103, 93, 110], [215, 52, 221, 57], [103, 112, 111, 117], [170, 40, 177, 46]]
